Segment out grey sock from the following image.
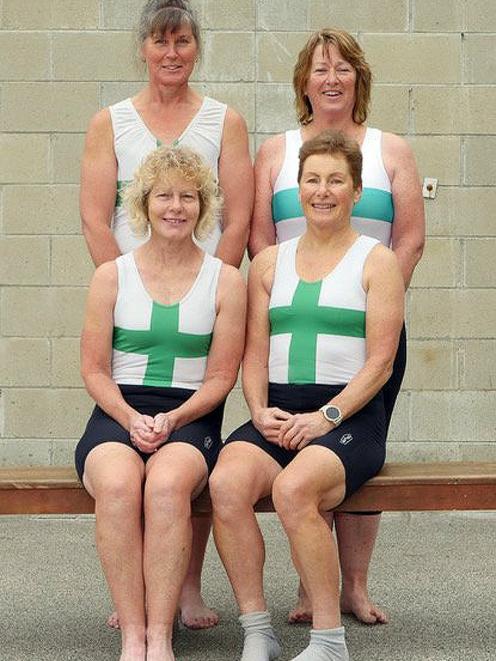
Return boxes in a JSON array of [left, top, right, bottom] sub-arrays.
[[239, 611, 281, 661], [290, 627, 349, 661]]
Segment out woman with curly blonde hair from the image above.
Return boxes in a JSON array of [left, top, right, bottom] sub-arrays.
[[76, 145, 246, 661]]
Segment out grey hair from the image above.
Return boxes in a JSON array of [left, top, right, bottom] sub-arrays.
[[137, 0, 201, 55]]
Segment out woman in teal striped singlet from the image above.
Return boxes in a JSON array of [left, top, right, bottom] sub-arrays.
[[80, 0, 253, 631], [75, 146, 245, 661], [251, 28, 425, 626], [210, 131, 404, 661]]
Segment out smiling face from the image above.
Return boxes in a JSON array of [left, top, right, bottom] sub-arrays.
[[141, 23, 198, 86], [147, 171, 200, 240], [304, 44, 357, 120], [299, 152, 361, 229]]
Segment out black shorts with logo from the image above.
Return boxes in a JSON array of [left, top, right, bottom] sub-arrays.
[[225, 383, 386, 501], [75, 384, 224, 481]]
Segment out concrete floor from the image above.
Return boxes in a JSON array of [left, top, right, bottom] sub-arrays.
[[0, 512, 495, 661]]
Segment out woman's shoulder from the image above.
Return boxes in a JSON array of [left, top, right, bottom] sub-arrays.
[[365, 240, 399, 273], [93, 259, 119, 285], [380, 131, 420, 185], [218, 261, 246, 288], [86, 107, 113, 139], [381, 131, 415, 162], [256, 133, 286, 159], [250, 244, 279, 273]]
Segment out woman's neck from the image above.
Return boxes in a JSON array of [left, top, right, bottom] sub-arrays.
[[303, 114, 366, 144], [139, 81, 198, 108], [137, 234, 202, 270], [300, 223, 358, 253]]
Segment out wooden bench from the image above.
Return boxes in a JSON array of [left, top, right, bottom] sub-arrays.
[[1, 462, 495, 515]]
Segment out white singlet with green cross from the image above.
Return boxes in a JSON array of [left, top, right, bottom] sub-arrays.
[[269, 235, 379, 385], [111, 252, 221, 390]]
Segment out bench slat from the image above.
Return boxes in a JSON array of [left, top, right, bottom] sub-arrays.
[[1, 463, 495, 515]]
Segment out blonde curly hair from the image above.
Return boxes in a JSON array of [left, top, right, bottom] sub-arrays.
[[123, 145, 222, 241]]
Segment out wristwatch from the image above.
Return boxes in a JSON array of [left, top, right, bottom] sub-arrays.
[[319, 404, 343, 427]]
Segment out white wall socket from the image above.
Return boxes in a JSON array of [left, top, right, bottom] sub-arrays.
[[422, 177, 438, 199]]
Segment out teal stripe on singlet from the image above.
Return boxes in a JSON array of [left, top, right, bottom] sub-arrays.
[[272, 188, 301, 223], [272, 187, 394, 224], [353, 188, 394, 222]]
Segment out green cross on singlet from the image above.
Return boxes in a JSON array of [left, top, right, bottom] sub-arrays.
[[113, 302, 212, 387], [269, 280, 366, 383]]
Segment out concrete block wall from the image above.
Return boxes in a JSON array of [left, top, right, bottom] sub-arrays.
[[1, 0, 495, 467]]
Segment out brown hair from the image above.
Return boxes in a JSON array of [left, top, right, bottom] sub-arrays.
[[293, 29, 372, 126], [124, 145, 222, 241], [137, 0, 201, 55], [298, 130, 363, 190]]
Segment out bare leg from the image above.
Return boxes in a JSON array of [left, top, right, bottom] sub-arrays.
[[210, 442, 282, 659], [83, 443, 146, 661], [335, 512, 387, 624], [143, 442, 208, 661], [290, 512, 387, 625], [178, 515, 219, 628], [107, 515, 217, 631], [273, 447, 345, 630], [273, 446, 349, 660], [288, 512, 334, 625]]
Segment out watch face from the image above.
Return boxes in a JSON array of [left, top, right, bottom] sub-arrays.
[[325, 406, 341, 421]]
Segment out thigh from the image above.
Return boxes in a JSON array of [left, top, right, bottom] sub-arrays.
[[83, 442, 145, 499], [75, 404, 148, 482], [278, 445, 346, 511], [225, 420, 297, 471], [167, 403, 225, 476], [212, 441, 283, 503]]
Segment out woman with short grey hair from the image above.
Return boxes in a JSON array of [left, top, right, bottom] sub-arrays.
[[80, 0, 253, 631]]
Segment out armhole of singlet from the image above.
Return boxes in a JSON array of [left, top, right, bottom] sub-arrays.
[[372, 128, 391, 190], [272, 131, 291, 193], [210, 255, 223, 313], [360, 237, 381, 296]]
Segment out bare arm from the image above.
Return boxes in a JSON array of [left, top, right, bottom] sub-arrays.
[[81, 263, 139, 428], [164, 264, 247, 430], [80, 109, 121, 267], [383, 132, 425, 288], [248, 135, 284, 258], [279, 245, 404, 449], [242, 248, 292, 439], [215, 108, 253, 268]]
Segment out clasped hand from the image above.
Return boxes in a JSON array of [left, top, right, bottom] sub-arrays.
[[254, 408, 332, 451], [129, 412, 174, 454]]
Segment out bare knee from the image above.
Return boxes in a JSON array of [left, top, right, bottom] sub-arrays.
[[272, 473, 316, 526], [145, 473, 194, 519], [94, 474, 143, 514], [210, 466, 245, 515], [209, 463, 261, 521]]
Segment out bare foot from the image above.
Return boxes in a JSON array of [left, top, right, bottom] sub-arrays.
[[108, 610, 120, 630], [340, 588, 388, 625], [288, 585, 312, 625], [108, 593, 219, 632], [178, 587, 219, 629]]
